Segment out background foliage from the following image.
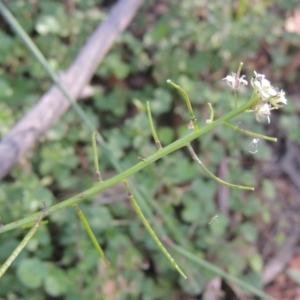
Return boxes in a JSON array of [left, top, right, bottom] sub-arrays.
[[0, 0, 299, 299]]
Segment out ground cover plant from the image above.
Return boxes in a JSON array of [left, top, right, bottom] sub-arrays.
[[0, 0, 300, 299]]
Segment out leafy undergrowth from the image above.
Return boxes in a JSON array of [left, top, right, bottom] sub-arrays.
[[1, 0, 300, 299]]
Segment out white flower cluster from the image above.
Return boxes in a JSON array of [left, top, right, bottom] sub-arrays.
[[223, 70, 287, 124], [251, 71, 287, 123]]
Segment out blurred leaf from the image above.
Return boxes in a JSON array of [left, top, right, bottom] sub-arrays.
[[89, 205, 112, 232], [35, 15, 61, 35], [161, 152, 198, 184], [236, 222, 258, 243], [150, 88, 172, 115], [262, 179, 276, 199], [182, 197, 202, 223], [98, 52, 130, 79], [248, 253, 263, 273], [44, 264, 68, 297], [0, 79, 13, 98], [17, 258, 47, 289], [209, 214, 228, 237], [157, 126, 174, 145]]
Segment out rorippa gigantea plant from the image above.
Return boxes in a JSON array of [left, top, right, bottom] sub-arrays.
[[0, 63, 286, 299]]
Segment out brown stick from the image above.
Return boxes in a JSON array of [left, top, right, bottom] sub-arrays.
[[0, 0, 143, 180]]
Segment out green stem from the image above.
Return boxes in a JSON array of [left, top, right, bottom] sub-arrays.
[[147, 101, 162, 149], [223, 122, 277, 142], [131, 181, 199, 284], [234, 90, 238, 109], [172, 244, 275, 300], [0, 213, 44, 278], [187, 144, 254, 190], [21, 220, 48, 228], [73, 204, 108, 264], [92, 132, 103, 182], [206, 103, 214, 124], [167, 79, 199, 131], [138, 183, 191, 248], [0, 94, 259, 234], [123, 181, 187, 279]]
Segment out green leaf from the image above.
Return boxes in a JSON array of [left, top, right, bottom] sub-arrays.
[[262, 179, 276, 199], [161, 153, 198, 184], [236, 222, 258, 243], [150, 88, 172, 115], [182, 197, 202, 222], [0, 240, 19, 261], [17, 258, 47, 289], [44, 276, 65, 296], [209, 214, 228, 237], [177, 75, 196, 96], [35, 15, 61, 35], [248, 253, 263, 273], [157, 127, 174, 145], [0, 79, 13, 98], [86, 205, 112, 232], [101, 53, 130, 79]]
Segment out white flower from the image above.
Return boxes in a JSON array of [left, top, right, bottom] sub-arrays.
[[251, 71, 277, 101], [269, 89, 288, 108], [256, 103, 271, 123], [223, 73, 248, 90]]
